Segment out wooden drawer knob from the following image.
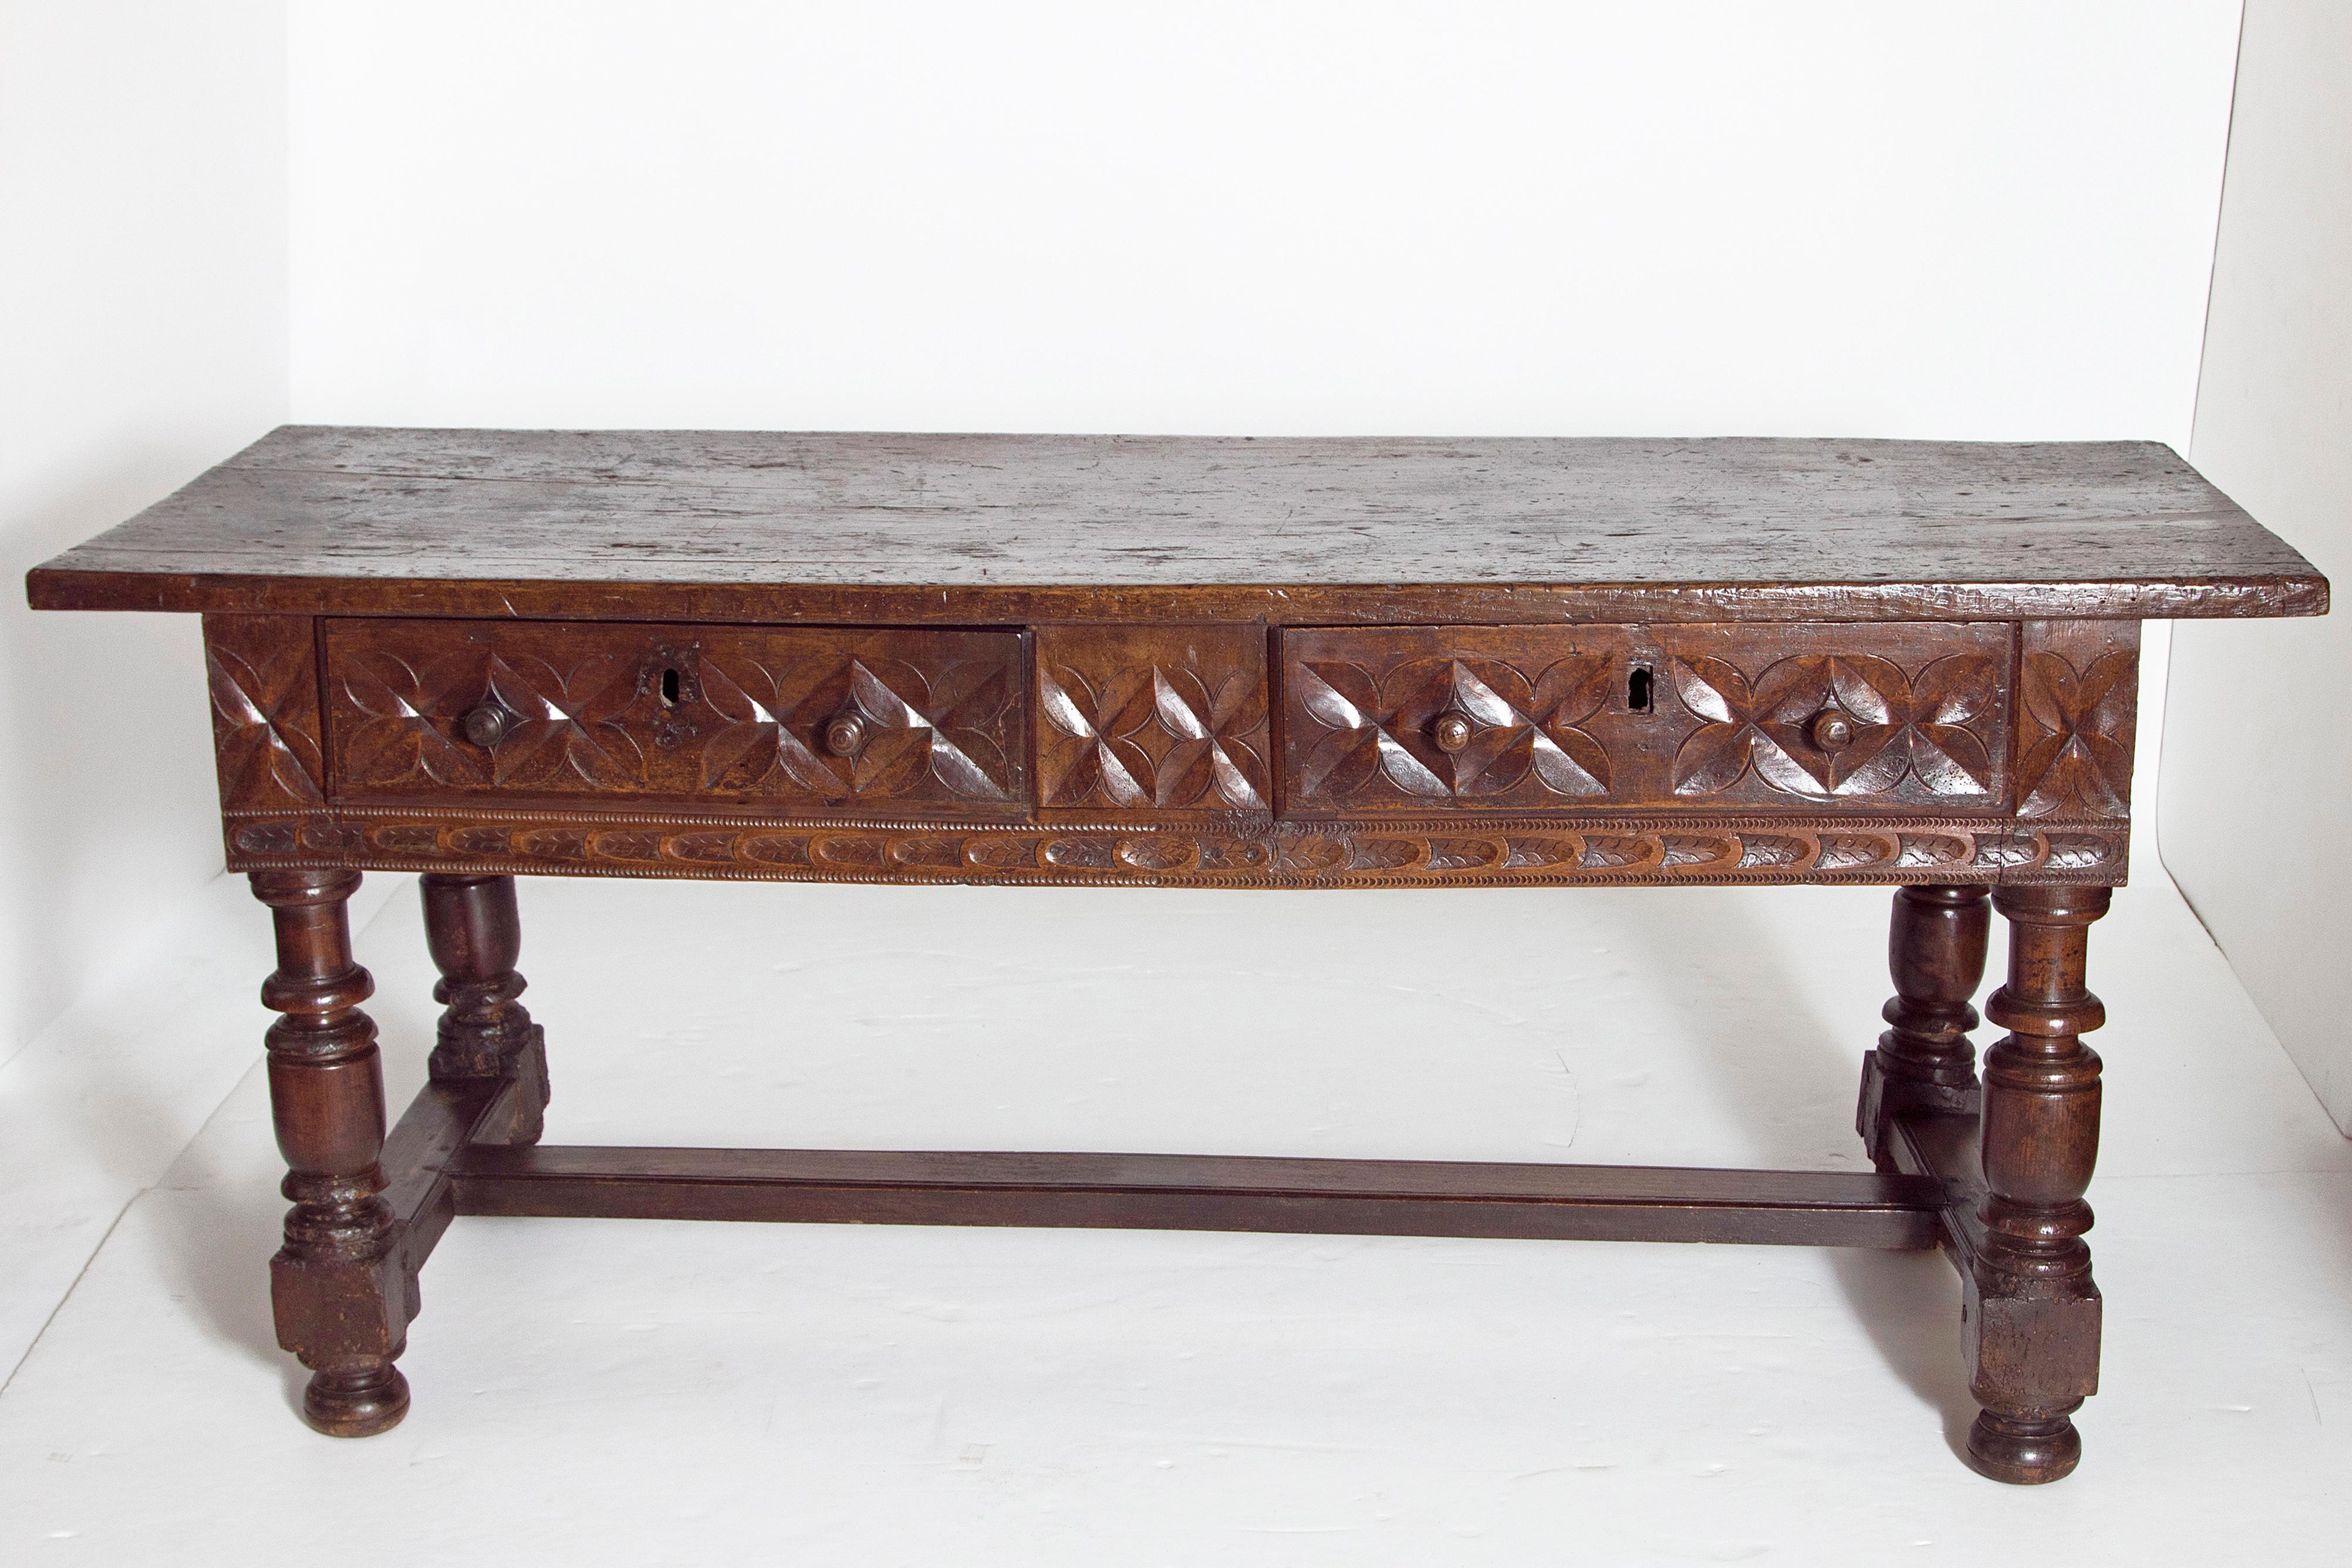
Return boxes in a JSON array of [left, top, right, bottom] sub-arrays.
[[823, 712, 867, 757], [459, 703, 512, 748], [1430, 711, 1474, 755], [1810, 709, 1856, 752]]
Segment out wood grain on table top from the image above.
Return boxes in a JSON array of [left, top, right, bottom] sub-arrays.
[[26, 427, 2328, 624]]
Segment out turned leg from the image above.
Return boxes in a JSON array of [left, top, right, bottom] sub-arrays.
[[1966, 884, 2110, 1484], [421, 873, 550, 1146], [252, 869, 411, 1437], [1857, 884, 1990, 1170]]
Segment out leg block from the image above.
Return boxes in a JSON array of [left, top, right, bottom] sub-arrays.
[[1962, 1278, 2101, 1482], [271, 1244, 413, 1435]]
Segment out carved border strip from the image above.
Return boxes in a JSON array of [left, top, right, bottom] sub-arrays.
[[223, 807, 2127, 888]]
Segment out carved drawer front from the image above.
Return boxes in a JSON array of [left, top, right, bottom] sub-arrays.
[[1280, 622, 2014, 813], [324, 619, 1027, 812]]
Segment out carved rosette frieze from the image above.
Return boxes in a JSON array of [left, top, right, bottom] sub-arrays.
[[203, 615, 328, 813], [1035, 624, 1271, 812], [2014, 621, 2138, 819], [223, 807, 2127, 890]]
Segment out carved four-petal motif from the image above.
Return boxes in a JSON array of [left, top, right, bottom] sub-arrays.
[[340, 648, 646, 789], [474, 652, 645, 787], [700, 655, 1013, 801], [2016, 650, 2134, 817], [206, 642, 325, 805], [1295, 655, 1612, 802], [1040, 664, 1268, 809], [1671, 653, 1997, 800], [338, 650, 492, 788]]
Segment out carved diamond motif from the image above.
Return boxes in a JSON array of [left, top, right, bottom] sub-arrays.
[[700, 654, 1013, 802], [335, 648, 490, 788], [1040, 663, 1268, 809], [340, 647, 647, 790], [206, 631, 325, 806], [2016, 650, 2135, 818], [1671, 653, 1998, 801], [326, 622, 1023, 806], [1033, 625, 1270, 814], [1292, 655, 1613, 804], [475, 651, 644, 788]]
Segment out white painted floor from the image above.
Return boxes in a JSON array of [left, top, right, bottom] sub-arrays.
[[1, 873, 2347, 1563]]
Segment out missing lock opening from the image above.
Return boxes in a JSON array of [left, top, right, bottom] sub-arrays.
[[1627, 665, 1653, 713], [660, 667, 681, 707]]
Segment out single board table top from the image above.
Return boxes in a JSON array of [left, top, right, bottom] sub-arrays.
[[25, 428, 2328, 626]]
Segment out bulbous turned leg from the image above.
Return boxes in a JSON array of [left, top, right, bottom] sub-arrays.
[[1857, 884, 1989, 1170], [252, 869, 411, 1437], [1966, 884, 2110, 1484], [421, 873, 549, 1146]]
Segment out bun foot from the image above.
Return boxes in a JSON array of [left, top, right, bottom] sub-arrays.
[[302, 1364, 410, 1437], [1966, 1408, 2081, 1484]]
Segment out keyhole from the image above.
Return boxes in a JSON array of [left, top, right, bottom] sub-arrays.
[[660, 667, 681, 707], [1627, 665, 1653, 713]]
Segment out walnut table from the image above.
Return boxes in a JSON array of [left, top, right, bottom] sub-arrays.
[[26, 430, 2329, 1482]]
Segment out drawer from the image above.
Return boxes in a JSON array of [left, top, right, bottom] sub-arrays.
[[1280, 622, 2013, 813], [325, 619, 1027, 812]]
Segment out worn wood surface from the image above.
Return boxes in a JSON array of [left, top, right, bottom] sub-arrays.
[[26, 428, 2327, 623]]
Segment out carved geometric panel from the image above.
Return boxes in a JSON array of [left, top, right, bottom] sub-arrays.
[[1284, 622, 2013, 813], [1666, 651, 2001, 802], [1281, 626, 1638, 813], [1653, 623, 2013, 811], [1035, 623, 1270, 815], [325, 620, 1026, 812], [2014, 620, 2138, 819], [202, 614, 325, 813]]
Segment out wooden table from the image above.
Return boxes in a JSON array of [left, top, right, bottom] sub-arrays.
[[28, 429, 2327, 1483]]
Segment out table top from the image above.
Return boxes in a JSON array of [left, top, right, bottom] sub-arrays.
[[26, 427, 2327, 625]]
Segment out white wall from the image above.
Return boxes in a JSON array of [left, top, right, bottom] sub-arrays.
[[0, 2, 288, 1059], [2164, 2, 2352, 1128], [288, 1, 2239, 443]]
